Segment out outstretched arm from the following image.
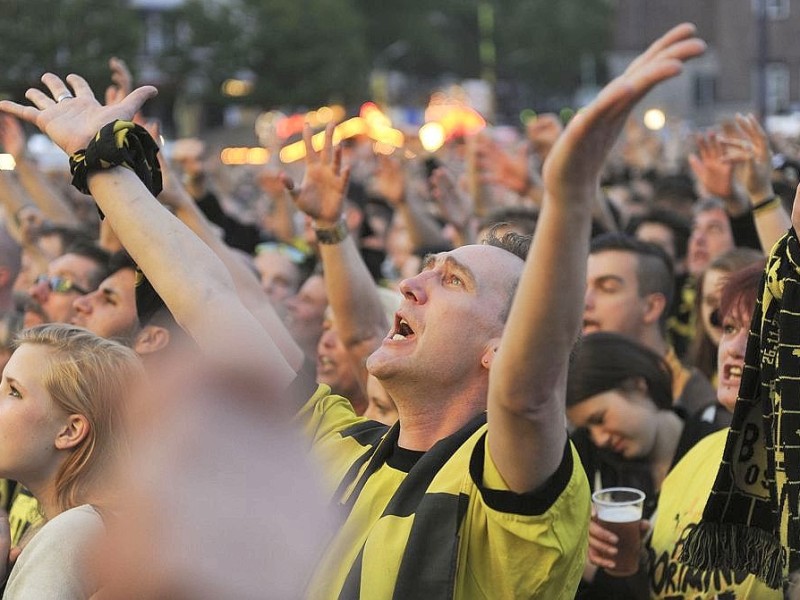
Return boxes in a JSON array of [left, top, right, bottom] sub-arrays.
[[290, 124, 388, 371], [487, 24, 706, 493], [0, 114, 81, 227], [154, 142, 304, 371], [374, 155, 451, 251], [0, 73, 296, 390]]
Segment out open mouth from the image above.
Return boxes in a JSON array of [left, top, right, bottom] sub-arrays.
[[723, 363, 743, 380], [582, 319, 600, 332], [391, 315, 415, 341]]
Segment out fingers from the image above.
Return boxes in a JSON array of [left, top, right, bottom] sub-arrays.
[[689, 154, 705, 179], [118, 86, 158, 120], [24, 88, 56, 111], [735, 113, 769, 154], [587, 518, 618, 570], [40, 72, 74, 104], [322, 122, 334, 165], [333, 144, 342, 176], [0, 101, 37, 127], [625, 22, 699, 75], [608, 25, 705, 115], [303, 123, 317, 163], [65, 74, 97, 101]]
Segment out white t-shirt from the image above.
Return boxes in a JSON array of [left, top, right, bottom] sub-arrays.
[[4, 504, 103, 600]]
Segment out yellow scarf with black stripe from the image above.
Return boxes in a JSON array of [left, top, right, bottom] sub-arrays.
[[681, 228, 800, 590]]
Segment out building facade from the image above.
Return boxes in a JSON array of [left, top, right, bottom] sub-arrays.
[[609, 0, 800, 126]]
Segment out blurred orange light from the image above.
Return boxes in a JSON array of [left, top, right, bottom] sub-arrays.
[[220, 147, 270, 165]]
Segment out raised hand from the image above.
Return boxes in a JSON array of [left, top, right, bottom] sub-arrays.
[[526, 113, 563, 163], [688, 131, 734, 199], [543, 23, 706, 201], [258, 167, 290, 199], [105, 57, 133, 106], [290, 122, 350, 227], [476, 135, 530, 194], [430, 166, 472, 230], [0, 114, 27, 159], [0, 73, 157, 155], [721, 113, 775, 202], [17, 205, 45, 246], [372, 153, 405, 206]]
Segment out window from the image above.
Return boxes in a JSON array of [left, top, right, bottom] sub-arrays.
[[766, 63, 790, 113], [694, 75, 717, 107], [767, 0, 790, 19], [752, 0, 790, 19]]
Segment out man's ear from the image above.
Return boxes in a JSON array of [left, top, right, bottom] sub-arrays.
[[642, 292, 667, 326], [55, 414, 90, 450], [133, 325, 171, 355], [480, 338, 501, 371]]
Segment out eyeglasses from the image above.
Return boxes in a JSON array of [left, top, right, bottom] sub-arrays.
[[34, 275, 90, 295]]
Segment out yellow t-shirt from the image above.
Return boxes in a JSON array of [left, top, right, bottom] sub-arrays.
[[298, 385, 590, 599], [8, 486, 42, 547], [649, 429, 781, 599]]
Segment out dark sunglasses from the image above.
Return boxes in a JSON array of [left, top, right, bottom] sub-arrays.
[[34, 274, 89, 295]]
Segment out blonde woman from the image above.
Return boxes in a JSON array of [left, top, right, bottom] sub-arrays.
[[0, 324, 141, 599]]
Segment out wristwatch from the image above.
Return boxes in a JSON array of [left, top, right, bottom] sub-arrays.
[[314, 219, 349, 245]]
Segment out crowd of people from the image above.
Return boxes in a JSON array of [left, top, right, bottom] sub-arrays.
[[0, 21, 795, 599]]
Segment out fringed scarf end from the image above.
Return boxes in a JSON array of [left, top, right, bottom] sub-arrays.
[[680, 522, 786, 589]]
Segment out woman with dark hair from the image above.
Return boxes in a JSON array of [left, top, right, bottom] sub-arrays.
[[568, 333, 712, 519], [687, 247, 763, 385], [587, 261, 780, 598], [569, 332, 722, 598]]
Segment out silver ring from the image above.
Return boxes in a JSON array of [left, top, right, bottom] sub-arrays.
[[55, 92, 73, 103]]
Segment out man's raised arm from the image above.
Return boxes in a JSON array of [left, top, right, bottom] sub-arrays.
[[0, 73, 296, 390], [487, 24, 706, 493]]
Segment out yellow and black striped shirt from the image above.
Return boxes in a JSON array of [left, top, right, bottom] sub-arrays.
[[297, 386, 590, 599]]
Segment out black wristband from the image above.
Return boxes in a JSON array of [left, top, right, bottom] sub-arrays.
[[69, 120, 162, 216], [751, 195, 780, 214]]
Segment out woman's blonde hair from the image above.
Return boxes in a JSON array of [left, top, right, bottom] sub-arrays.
[[14, 324, 142, 512]]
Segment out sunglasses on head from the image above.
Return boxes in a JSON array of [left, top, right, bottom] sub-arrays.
[[34, 274, 89, 295], [255, 242, 307, 265]]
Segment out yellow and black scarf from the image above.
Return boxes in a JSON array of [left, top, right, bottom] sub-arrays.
[[69, 120, 161, 207], [681, 229, 800, 589]]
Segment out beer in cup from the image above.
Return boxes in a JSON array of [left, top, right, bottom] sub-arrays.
[[591, 487, 645, 577]]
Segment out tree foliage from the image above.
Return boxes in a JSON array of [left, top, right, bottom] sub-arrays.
[[495, 0, 614, 95], [0, 0, 141, 100], [0, 0, 614, 117], [171, 0, 368, 108]]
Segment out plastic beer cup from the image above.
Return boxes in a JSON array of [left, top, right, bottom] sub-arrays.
[[591, 487, 645, 577]]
